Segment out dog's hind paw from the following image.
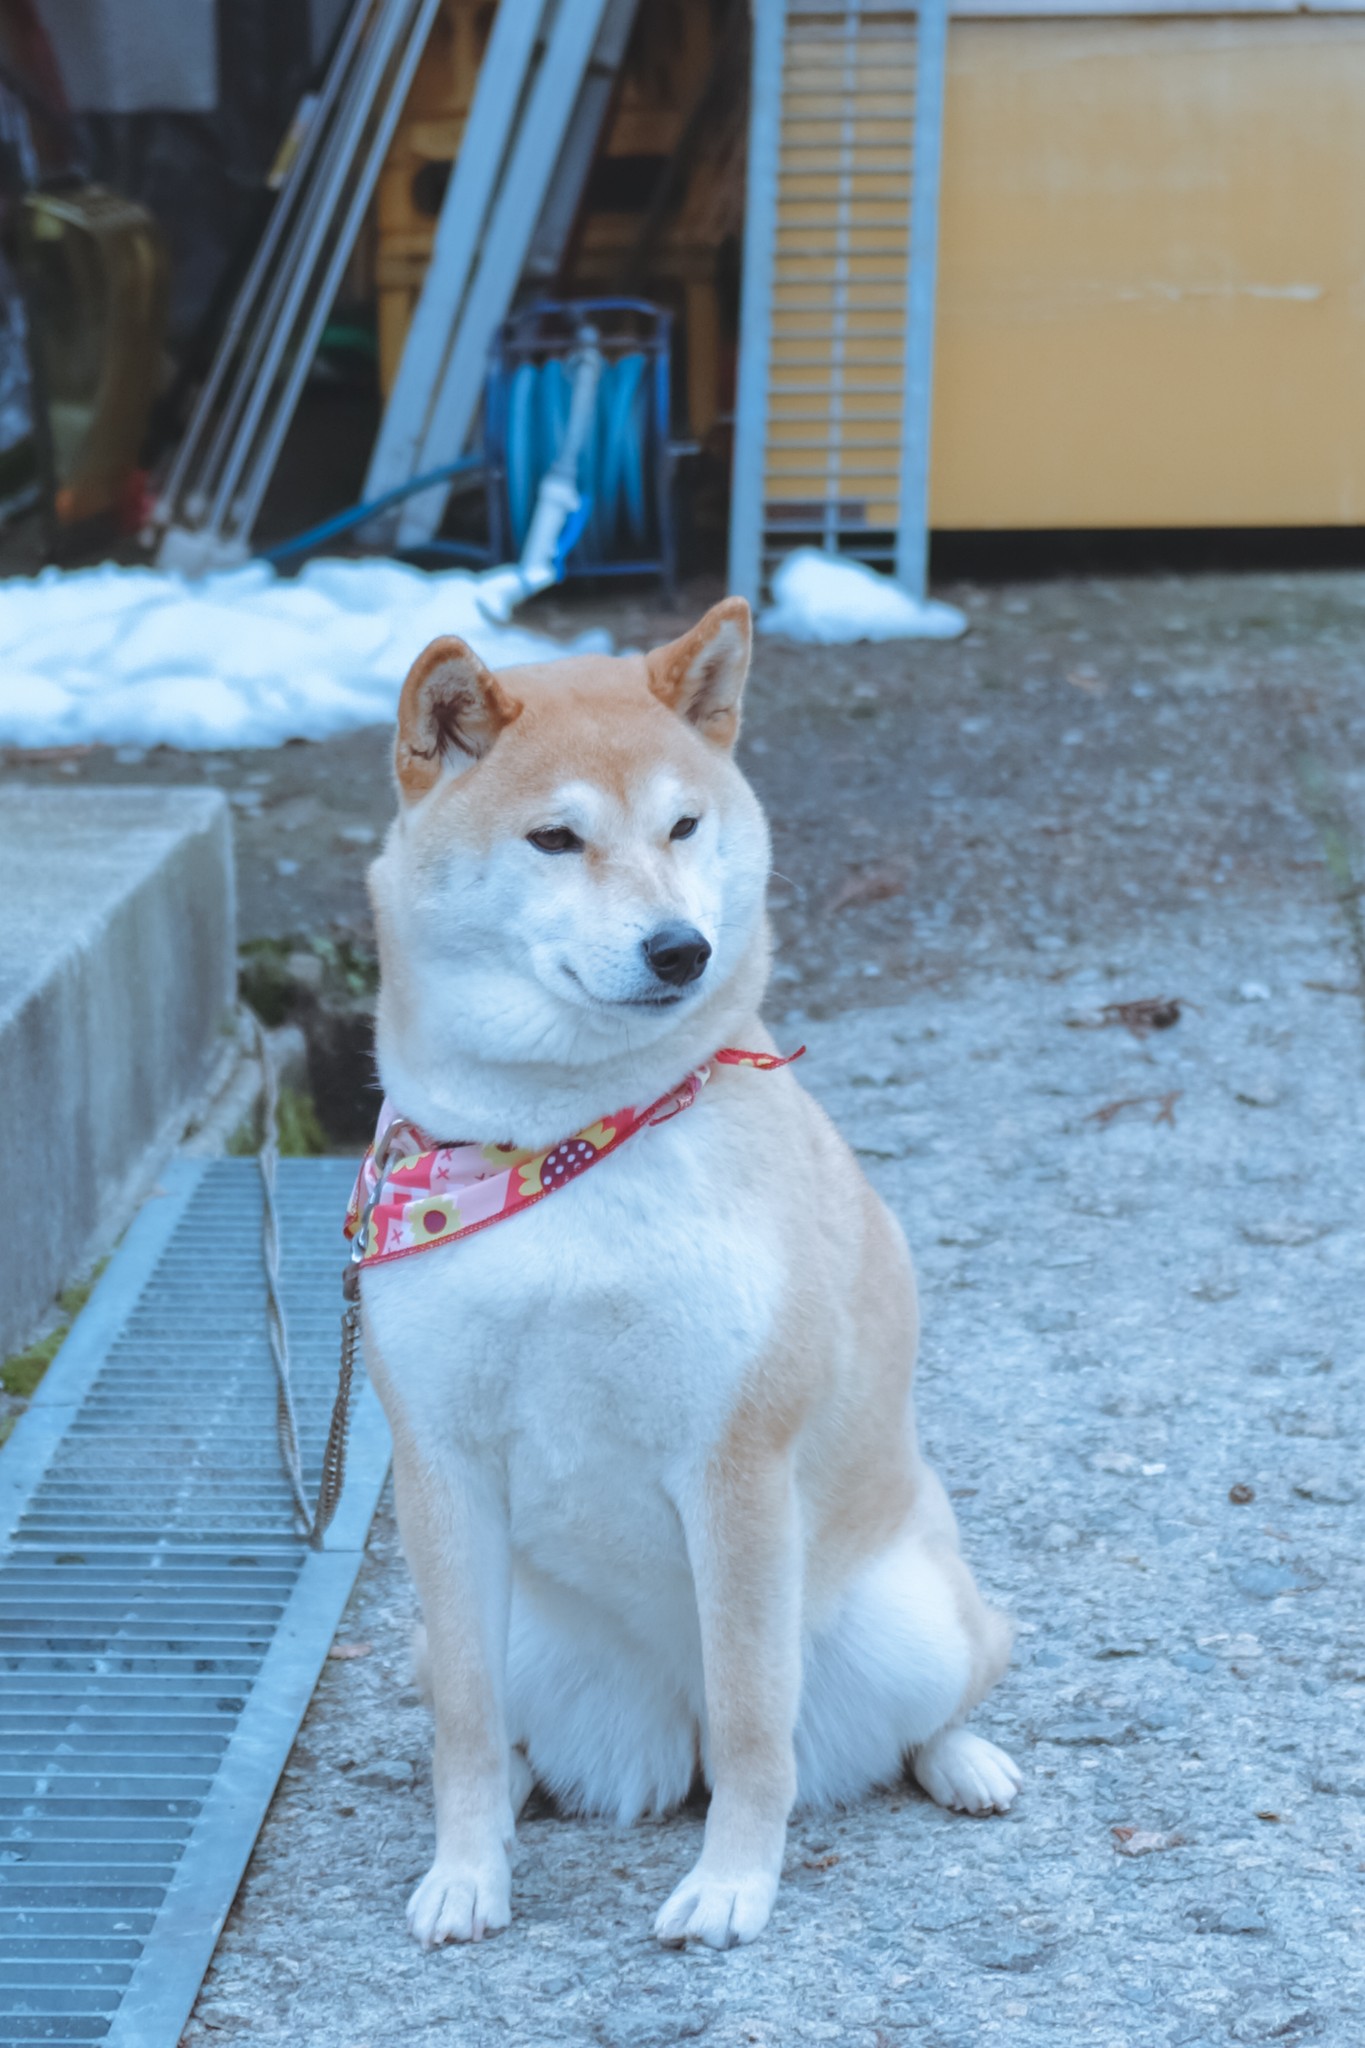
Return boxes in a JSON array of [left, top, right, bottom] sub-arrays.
[[654, 1865, 778, 1949], [407, 1852, 511, 1946], [912, 1728, 1022, 1815]]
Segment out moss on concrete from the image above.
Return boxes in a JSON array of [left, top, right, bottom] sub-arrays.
[[227, 1085, 329, 1159], [1, 1265, 105, 1441]]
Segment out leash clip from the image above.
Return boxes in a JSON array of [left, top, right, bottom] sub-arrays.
[[347, 1114, 423, 1274]]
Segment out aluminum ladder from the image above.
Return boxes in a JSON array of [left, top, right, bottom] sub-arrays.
[[728, 0, 952, 604]]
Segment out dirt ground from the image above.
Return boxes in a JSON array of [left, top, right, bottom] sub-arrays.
[[5, 565, 1359, 1042], [8, 561, 1365, 2046], [119, 558, 1365, 2048]]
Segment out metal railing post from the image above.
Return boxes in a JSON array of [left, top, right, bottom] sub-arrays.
[[894, 0, 950, 600], [727, 0, 786, 605]]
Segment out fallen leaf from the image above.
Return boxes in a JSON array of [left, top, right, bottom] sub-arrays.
[[1240, 1219, 1332, 1248], [826, 862, 908, 915], [1086, 1090, 1182, 1129], [1068, 995, 1188, 1039], [328, 1640, 374, 1660], [1112, 1826, 1186, 1857], [1228, 1482, 1256, 1505], [1255, 1809, 1286, 1823]]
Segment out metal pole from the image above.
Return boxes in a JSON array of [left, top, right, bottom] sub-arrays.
[[153, 0, 372, 531], [894, 0, 950, 600], [361, 0, 552, 529], [523, 0, 640, 282], [394, 0, 615, 549], [727, 0, 786, 605], [230, 0, 443, 547], [190, 0, 402, 527], [203, 0, 422, 539]]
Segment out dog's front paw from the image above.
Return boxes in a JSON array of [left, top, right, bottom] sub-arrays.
[[913, 1728, 1022, 1815], [407, 1852, 512, 1946], [654, 1864, 778, 1949]]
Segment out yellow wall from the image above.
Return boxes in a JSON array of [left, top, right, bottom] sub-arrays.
[[933, 17, 1365, 528]]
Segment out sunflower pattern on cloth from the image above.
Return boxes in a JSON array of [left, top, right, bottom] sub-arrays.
[[344, 1047, 802, 1271]]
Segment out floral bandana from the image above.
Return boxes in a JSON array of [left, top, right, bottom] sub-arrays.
[[344, 1047, 803, 1271]]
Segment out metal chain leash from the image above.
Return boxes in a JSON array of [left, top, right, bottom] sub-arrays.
[[250, 1014, 360, 1548]]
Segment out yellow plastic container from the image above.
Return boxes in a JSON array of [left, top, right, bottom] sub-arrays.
[[19, 185, 168, 529]]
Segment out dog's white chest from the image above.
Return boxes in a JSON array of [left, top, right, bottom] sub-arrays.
[[362, 1104, 780, 1576]]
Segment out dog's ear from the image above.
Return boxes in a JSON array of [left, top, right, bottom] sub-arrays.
[[646, 597, 751, 750], [394, 636, 523, 802]]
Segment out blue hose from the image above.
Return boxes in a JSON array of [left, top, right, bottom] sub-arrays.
[[258, 454, 485, 567], [506, 354, 651, 563], [257, 350, 655, 572], [505, 363, 537, 546], [604, 354, 646, 546]]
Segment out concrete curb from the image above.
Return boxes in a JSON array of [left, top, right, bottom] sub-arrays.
[[0, 785, 236, 1355]]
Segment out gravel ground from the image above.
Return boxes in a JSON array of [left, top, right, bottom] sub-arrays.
[[184, 945, 1365, 2048], [13, 567, 1361, 2047]]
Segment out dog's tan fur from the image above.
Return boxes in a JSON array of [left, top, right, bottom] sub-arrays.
[[360, 600, 1017, 1950]]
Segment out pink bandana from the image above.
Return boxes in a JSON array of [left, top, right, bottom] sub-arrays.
[[344, 1046, 803, 1271]]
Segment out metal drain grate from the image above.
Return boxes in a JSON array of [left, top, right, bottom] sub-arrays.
[[0, 1158, 390, 2048]]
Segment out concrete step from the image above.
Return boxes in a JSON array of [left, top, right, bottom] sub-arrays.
[[0, 787, 235, 1355]]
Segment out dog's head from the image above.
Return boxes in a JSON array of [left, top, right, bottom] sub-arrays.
[[369, 599, 771, 1080]]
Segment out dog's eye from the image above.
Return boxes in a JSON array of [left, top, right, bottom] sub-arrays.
[[527, 827, 583, 855], [670, 816, 699, 841]]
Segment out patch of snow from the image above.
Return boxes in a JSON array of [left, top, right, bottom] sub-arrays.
[[757, 549, 967, 645], [0, 558, 611, 752]]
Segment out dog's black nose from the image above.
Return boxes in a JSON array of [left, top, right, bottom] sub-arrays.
[[643, 923, 712, 988]]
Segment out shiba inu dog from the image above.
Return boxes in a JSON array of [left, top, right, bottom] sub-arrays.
[[357, 597, 1019, 1952]]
